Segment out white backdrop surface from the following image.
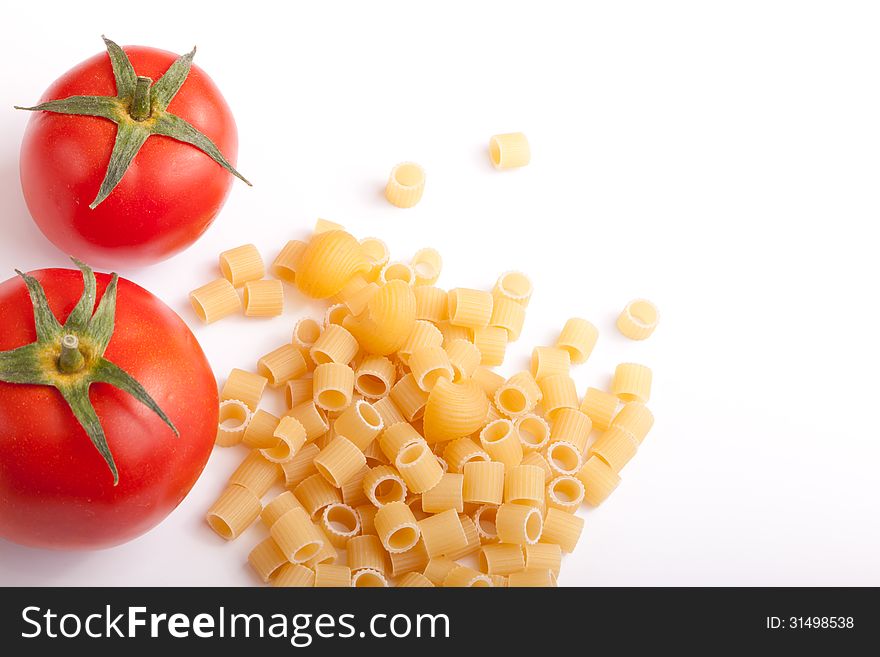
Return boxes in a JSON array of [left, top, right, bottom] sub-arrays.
[[0, 0, 878, 586]]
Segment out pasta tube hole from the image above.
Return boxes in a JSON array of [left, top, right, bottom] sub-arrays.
[[374, 478, 406, 505], [317, 389, 348, 412], [356, 401, 383, 431], [206, 516, 234, 540], [388, 526, 419, 552], [392, 163, 425, 189], [551, 477, 583, 503], [481, 419, 514, 444], [498, 388, 527, 415], [398, 442, 428, 466], [219, 400, 250, 431], [356, 373, 388, 397], [525, 510, 542, 543], [516, 416, 549, 449], [352, 569, 387, 587], [497, 272, 532, 302], [324, 504, 360, 535], [263, 440, 292, 462], [293, 319, 322, 347], [293, 541, 321, 563], [475, 505, 498, 539], [627, 300, 658, 327], [547, 442, 581, 474]]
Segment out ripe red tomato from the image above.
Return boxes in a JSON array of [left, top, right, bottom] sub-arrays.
[[0, 267, 218, 549], [19, 45, 240, 267]]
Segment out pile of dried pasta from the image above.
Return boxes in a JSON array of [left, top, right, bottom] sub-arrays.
[[194, 220, 657, 587]]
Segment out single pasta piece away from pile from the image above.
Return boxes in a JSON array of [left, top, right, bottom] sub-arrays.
[[203, 221, 657, 587]]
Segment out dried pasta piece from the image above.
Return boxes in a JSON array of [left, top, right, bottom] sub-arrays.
[[343, 280, 417, 355], [489, 132, 531, 169], [442, 437, 490, 473], [313, 435, 367, 487], [611, 362, 653, 403], [556, 318, 599, 364], [411, 248, 442, 286], [524, 543, 562, 576], [221, 368, 267, 412], [338, 278, 379, 316], [480, 419, 523, 468], [351, 568, 388, 587], [324, 303, 351, 328], [257, 344, 308, 388], [443, 565, 493, 587], [310, 324, 359, 366], [446, 514, 481, 560], [611, 402, 654, 444], [490, 575, 509, 587], [314, 432, 335, 451], [281, 443, 320, 488], [423, 378, 489, 443], [272, 563, 315, 588], [617, 299, 660, 341], [462, 460, 505, 505], [473, 504, 500, 543], [206, 484, 262, 540], [437, 321, 472, 348], [504, 464, 545, 505], [421, 473, 464, 514], [531, 346, 571, 380], [409, 345, 454, 392], [495, 503, 543, 545], [579, 387, 619, 431], [508, 569, 556, 588], [493, 271, 532, 307], [285, 378, 313, 410], [589, 426, 638, 472], [539, 374, 578, 421], [295, 230, 368, 299], [248, 537, 288, 582], [472, 326, 508, 366], [576, 455, 621, 506], [229, 451, 280, 497], [292, 317, 322, 349], [521, 451, 554, 483], [385, 162, 426, 208], [359, 237, 390, 282], [471, 366, 506, 398], [313, 363, 355, 412], [190, 278, 242, 324], [413, 285, 449, 323], [347, 534, 388, 574], [379, 422, 425, 462], [286, 401, 329, 441], [306, 527, 340, 568], [389, 373, 430, 422], [363, 465, 408, 507], [271, 239, 307, 284], [372, 396, 406, 429], [494, 371, 541, 418], [398, 320, 444, 365], [220, 244, 265, 287], [320, 503, 361, 548], [355, 355, 396, 399], [314, 564, 352, 588], [333, 400, 384, 451], [341, 465, 371, 507], [479, 543, 525, 576], [243, 279, 284, 317], [294, 473, 342, 518], [489, 295, 526, 341], [406, 494, 428, 520], [261, 416, 307, 464], [270, 507, 325, 563], [242, 409, 283, 450], [356, 504, 379, 536], [216, 399, 251, 447], [550, 408, 593, 453], [515, 414, 551, 453], [314, 218, 346, 234], [546, 475, 585, 513], [418, 508, 468, 558], [375, 501, 421, 553], [379, 261, 416, 286], [396, 572, 434, 587], [261, 491, 304, 529], [545, 440, 583, 477], [445, 339, 481, 382], [389, 540, 430, 577], [447, 288, 493, 329], [540, 508, 584, 553], [395, 441, 444, 493], [423, 557, 458, 586]]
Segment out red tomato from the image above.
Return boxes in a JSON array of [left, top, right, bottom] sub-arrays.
[[0, 268, 218, 549], [19, 46, 239, 267]]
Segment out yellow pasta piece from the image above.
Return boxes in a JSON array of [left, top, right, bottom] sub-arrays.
[[314, 431, 335, 451], [310, 324, 359, 366], [385, 161, 426, 208], [306, 526, 340, 568], [479, 543, 525, 575], [229, 451, 281, 497], [248, 537, 288, 583], [411, 247, 443, 286], [442, 437, 490, 473], [347, 534, 388, 574], [261, 491, 304, 529], [354, 355, 396, 399], [421, 473, 464, 514], [409, 345, 454, 392], [611, 401, 654, 444], [396, 572, 434, 587], [261, 416, 307, 463], [546, 475, 585, 513], [472, 326, 508, 366], [444, 565, 493, 587], [494, 371, 541, 418], [504, 464, 545, 505], [531, 346, 571, 380], [379, 261, 416, 286], [379, 422, 425, 462], [462, 460, 505, 505], [312, 362, 355, 412], [389, 540, 430, 578], [437, 321, 472, 348], [189, 278, 242, 324], [355, 504, 379, 536], [340, 464, 371, 507], [490, 575, 509, 587], [256, 344, 307, 388], [493, 271, 532, 307], [549, 408, 593, 453], [576, 455, 621, 506], [413, 286, 448, 323], [541, 508, 584, 553], [332, 400, 384, 451], [489, 132, 531, 169], [448, 288, 493, 329], [295, 230, 368, 299], [348, 568, 386, 587], [271, 239, 307, 285], [556, 317, 599, 364], [375, 501, 421, 553], [473, 504, 500, 543], [285, 378, 313, 410], [423, 378, 489, 443], [611, 362, 653, 403], [294, 473, 342, 518], [314, 563, 352, 588], [220, 243, 265, 288], [221, 368, 267, 412], [281, 443, 320, 488], [545, 440, 583, 477], [206, 484, 262, 540], [589, 426, 638, 472], [495, 503, 543, 545], [372, 396, 406, 430], [324, 303, 351, 328], [521, 451, 554, 483], [418, 508, 468, 559], [617, 298, 659, 341], [216, 399, 251, 447], [489, 295, 526, 341], [579, 387, 619, 431], [471, 366, 506, 398], [524, 543, 562, 576], [292, 317, 322, 349], [514, 413, 551, 453], [389, 373, 430, 422], [480, 419, 524, 468], [395, 441, 444, 494], [444, 339, 480, 382], [286, 401, 329, 441], [343, 280, 417, 355], [320, 502, 361, 548], [446, 514, 482, 560], [313, 435, 367, 488], [272, 563, 315, 588], [423, 557, 458, 586], [270, 507, 325, 563], [406, 493, 428, 520], [539, 374, 578, 421], [363, 465, 408, 507], [359, 237, 390, 282], [243, 279, 284, 317], [508, 569, 556, 588], [336, 277, 379, 316], [398, 320, 444, 365]]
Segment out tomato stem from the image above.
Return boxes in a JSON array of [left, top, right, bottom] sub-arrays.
[[130, 75, 153, 121], [58, 334, 85, 373]]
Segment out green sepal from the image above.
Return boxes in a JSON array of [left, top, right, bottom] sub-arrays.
[[63, 258, 97, 332], [14, 269, 62, 342], [58, 382, 119, 485], [151, 47, 196, 109], [0, 344, 52, 385], [89, 122, 151, 209], [102, 35, 137, 98], [92, 358, 179, 437], [14, 95, 123, 121]]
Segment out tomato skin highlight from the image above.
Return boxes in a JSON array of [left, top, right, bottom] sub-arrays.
[[19, 46, 239, 267], [0, 268, 218, 549]]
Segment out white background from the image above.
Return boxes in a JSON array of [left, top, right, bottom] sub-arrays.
[[1, 0, 878, 586]]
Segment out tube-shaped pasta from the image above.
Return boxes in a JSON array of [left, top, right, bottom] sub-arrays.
[[314, 564, 352, 588], [314, 431, 335, 451], [444, 565, 493, 587], [396, 572, 434, 587], [489, 295, 527, 341], [411, 248, 442, 286], [524, 543, 562, 576], [243, 279, 284, 317], [310, 324, 359, 366], [421, 473, 464, 514], [295, 230, 368, 299], [339, 279, 379, 316], [545, 440, 583, 476], [579, 387, 619, 431], [294, 473, 342, 518], [541, 508, 584, 553], [550, 408, 593, 453], [216, 399, 251, 447], [531, 346, 571, 380], [423, 378, 489, 443], [257, 344, 308, 388], [445, 339, 481, 382], [351, 568, 389, 587], [447, 288, 493, 329], [504, 464, 545, 505], [406, 494, 428, 520], [539, 374, 578, 421], [493, 271, 532, 307], [442, 437, 490, 473], [272, 563, 315, 588], [270, 507, 325, 563], [515, 414, 551, 452], [190, 278, 242, 324], [229, 451, 281, 497], [372, 396, 406, 429], [248, 537, 288, 582], [398, 320, 444, 365], [462, 460, 505, 505], [389, 540, 430, 577], [413, 286, 448, 323], [418, 508, 468, 559], [479, 544, 525, 575], [508, 569, 556, 588], [271, 239, 307, 284], [262, 491, 304, 529], [314, 218, 346, 234], [292, 317, 322, 349], [313, 435, 367, 487], [355, 356, 396, 399], [389, 373, 430, 422], [375, 501, 421, 553], [489, 132, 531, 169], [379, 261, 416, 286], [409, 346, 454, 392], [379, 422, 424, 462], [472, 326, 508, 366], [546, 475, 585, 513], [286, 401, 329, 441], [385, 162, 426, 208], [521, 451, 554, 483], [343, 280, 417, 355], [306, 526, 340, 568], [261, 416, 307, 463], [359, 237, 390, 282], [285, 378, 313, 410], [341, 465, 371, 507], [395, 441, 444, 493], [437, 321, 471, 348], [473, 504, 499, 543], [611, 362, 653, 403], [324, 303, 351, 328], [423, 557, 458, 586], [471, 366, 506, 398], [494, 371, 541, 418], [617, 299, 659, 341], [495, 503, 543, 545], [221, 368, 268, 412], [347, 534, 388, 574], [576, 455, 621, 506], [611, 401, 654, 444], [320, 503, 361, 548], [589, 426, 638, 472], [356, 504, 379, 536], [480, 419, 523, 468], [281, 443, 320, 488], [206, 484, 262, 540], [363, 465, 408, 507], [556, 318, 599, 364], [332, 400, 384, 451], [220, 244, 265, 287], [313, 363, 355, 412]]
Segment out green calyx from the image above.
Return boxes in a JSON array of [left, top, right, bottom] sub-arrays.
[[15, 36, 251, 209], [0, 259, 179, 485]]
